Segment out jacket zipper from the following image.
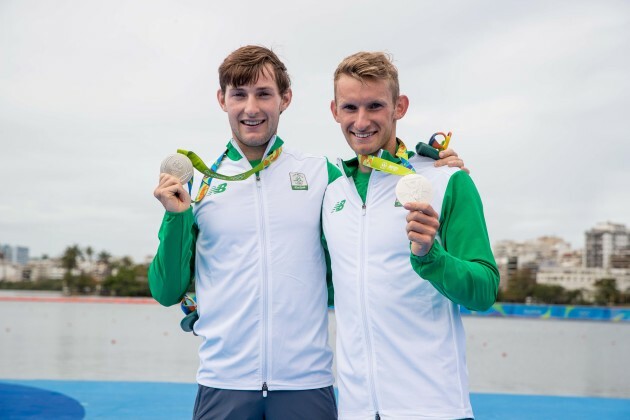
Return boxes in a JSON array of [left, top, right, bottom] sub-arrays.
[[256, 172, 270, 397], [357, 173, 380, 417]]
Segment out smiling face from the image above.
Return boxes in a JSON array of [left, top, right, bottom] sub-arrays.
[[331, 74, 408, 160], [217, 65, 292, 160]]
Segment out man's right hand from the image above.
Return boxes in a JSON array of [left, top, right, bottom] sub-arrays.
[[154, 173, 191, 213]]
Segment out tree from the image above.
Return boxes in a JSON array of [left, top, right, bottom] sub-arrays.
[[85, 246, 94, 263], [97, 250, 112, 277], [531, 284, 587, 305], [61, 244, 83, 295], [499, 269, 535, 303], [101, 262, 151, 297], [593, 278, 620, 306], [97, 250, 111, 265], [61, 244, 83, 273], [531, 284, 565, 304]]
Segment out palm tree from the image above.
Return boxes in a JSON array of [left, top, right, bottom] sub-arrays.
[[85, 246, 94, 262], [61, 245, 83, 294], [97, 250, 112, 277], [97, 251, 111, 265]]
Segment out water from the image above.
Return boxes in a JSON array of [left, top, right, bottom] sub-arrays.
[[1, 292, 628, 398]]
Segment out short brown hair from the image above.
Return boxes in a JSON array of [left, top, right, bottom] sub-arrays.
[[218, 45, 291, 94], [333, 51, 400, 101]]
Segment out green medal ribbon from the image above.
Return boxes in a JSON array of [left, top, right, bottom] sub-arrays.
[[358, 141, 415, 176], [177, 146, 282, 182]]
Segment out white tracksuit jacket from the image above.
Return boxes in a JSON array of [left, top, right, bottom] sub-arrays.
[[322, 149, 497, 420], [150, 137, 335, 393]]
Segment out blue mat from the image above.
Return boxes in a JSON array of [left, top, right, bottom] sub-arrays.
[[1, 380, 628, 419]]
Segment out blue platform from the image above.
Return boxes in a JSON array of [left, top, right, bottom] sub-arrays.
[[1, 379, 628, 419]]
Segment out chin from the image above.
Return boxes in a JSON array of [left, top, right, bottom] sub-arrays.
[[353, 145, 378, 156]]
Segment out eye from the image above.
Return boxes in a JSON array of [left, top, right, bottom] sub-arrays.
[[231, 91, 246, 98], [341, 104, 357, 111], [368, 102, 384, 110]]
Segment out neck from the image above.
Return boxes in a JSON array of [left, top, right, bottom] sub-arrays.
[[383, 136, 399, 156], [242, 145, 267, 161], [234, 138, 273, 161], [357, 136, 399, 173], [358, 162, 372, 174]]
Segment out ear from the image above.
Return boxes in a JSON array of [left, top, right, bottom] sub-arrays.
[[330, 100, 340, 122], [280, 88, 293, 112], [217, 89, 227, 112], [394, 95, 409, 120]]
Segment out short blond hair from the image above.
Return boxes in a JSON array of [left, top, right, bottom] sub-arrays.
[[333, 51, 399, 101]]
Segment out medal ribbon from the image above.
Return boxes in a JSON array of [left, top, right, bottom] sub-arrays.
[[177, 144, 283, 203], [178, 147, 282, 181], [358, 141, 415, 176]]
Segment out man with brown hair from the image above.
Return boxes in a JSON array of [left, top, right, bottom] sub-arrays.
[[323, 51, 499, 419], [149, 45, 338, 419]]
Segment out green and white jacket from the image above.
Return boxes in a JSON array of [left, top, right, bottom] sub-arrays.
[[322, 145, 499, 420], [149, 136, 338, 392]]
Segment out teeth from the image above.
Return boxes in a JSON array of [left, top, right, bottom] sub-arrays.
[[354, 132, 373, 138], [243, 120, 263, 126]]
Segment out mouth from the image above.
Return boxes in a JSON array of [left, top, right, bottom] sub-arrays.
[[241, 119, 265, 127], [351, 130, 376, 139]]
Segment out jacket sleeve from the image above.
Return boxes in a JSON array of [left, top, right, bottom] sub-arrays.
[[321, 231, 334, 307], [322, 158, 341, 308], [410, 171, 499, 311], [148, 207, 198, 306]]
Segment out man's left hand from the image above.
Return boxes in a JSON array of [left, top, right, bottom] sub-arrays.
[[435, 148, 469, 173]]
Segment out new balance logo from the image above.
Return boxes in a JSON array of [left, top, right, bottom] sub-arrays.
[[208, 183, 227, 195], [331, 199, 346, 213]]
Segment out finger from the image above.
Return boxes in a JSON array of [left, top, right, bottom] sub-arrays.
[[159, 172, 184, 184], [406, 219, 437, 235], [406, 218, 439, 235], [439, 148, 458, 159], [403, 202, 438, 217], [158, 174, 184, 189], [155, 183, 184, 200], [435, 156, 461, 168], [405, 208, 438, 223], [407, 230, 434, 244]]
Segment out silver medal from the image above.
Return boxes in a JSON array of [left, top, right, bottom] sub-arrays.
[[395, 174, 433, 205], [160, 154, 194, 184]]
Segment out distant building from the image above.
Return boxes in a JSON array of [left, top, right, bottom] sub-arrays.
[[0, 245, 13, 264], [15, 246, 29, 266], [610, 249, 630, 269], [584, 222, 630, 269], [0, 244, 30, 266], [537, 267, 630, 301], [28, 258, 65, 281], [493, 236, 576, 288]]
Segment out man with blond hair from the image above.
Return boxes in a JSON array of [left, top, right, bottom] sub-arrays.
[[323, 51, 499, 419]]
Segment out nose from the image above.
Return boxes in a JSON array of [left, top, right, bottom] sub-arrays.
[[244, 94, 259, 116], [354, 108, 370, 131]]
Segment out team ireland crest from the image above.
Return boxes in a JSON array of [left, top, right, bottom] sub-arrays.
[[289, 172, 308, 190]]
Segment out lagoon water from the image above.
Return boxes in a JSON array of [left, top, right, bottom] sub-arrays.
[[1, 291, 628, 399]]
